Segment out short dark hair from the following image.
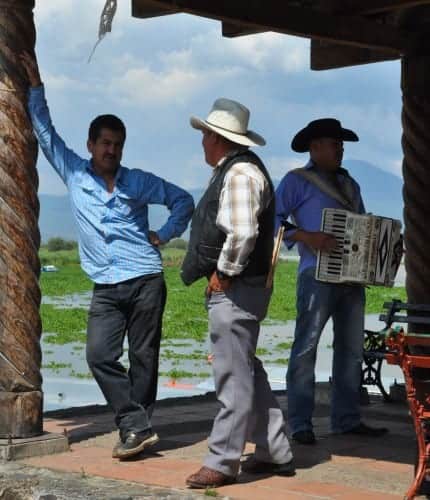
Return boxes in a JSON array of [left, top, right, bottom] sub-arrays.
[[88, 114, 126, 143]]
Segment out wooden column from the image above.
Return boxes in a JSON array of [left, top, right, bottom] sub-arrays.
[[0, 0, 42, 438], [402, 53, 430, 325]]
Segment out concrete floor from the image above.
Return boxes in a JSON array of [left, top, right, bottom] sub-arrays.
[[1, 388, 425, 500]]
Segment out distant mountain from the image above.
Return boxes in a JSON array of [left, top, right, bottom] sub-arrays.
[[343, 159, 403, 223], [38, 160, 404, 243]]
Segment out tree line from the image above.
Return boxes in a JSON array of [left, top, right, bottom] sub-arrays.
[[43, 237, 188, 252]]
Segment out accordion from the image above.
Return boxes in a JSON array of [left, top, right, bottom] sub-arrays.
[[315, 209, 403, 287]]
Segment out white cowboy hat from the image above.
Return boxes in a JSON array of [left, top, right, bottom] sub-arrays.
[[190, 98, 266, 147]]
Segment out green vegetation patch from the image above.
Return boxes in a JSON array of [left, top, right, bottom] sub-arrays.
[[69, 370, 93, 379], [40, 265, 92, 296], [162, 266, 209, 341], [161, 247, 188, 267], [270, 358, 289, 365], [42, 361, 72, 372], [159, 369, 211, 379], [38, 251, 407, 346], [366, 288, 407, 314], [161, 341, 194, 348], [161, 349, 207, 361], [39, 246, 80, 266], [275, 341, 293, 351], [41, 304, 87, 344], [266, 260, 406, 322], [267, 261, 299, 322]]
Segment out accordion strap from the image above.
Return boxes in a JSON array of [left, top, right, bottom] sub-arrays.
[[291, 167, 359, 212]]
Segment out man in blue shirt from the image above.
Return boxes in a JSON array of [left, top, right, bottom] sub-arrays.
[[21, 52, 194, 459], [275, 118, 387, 445]]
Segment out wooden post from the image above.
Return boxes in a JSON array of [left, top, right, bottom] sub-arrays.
[[401, 54, 430, 322], [0, 0, 43, 438]]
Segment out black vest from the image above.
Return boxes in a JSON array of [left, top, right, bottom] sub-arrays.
[[181, 150, 275, 286]]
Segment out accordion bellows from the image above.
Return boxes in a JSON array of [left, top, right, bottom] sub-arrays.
[[316, 209, 403, 287]]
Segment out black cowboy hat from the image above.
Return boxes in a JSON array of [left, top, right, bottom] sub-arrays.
[[291, 118, 359, 153]]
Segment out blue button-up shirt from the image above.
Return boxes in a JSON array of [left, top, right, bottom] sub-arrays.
[[28, 86, 194, 284], [275, 160, 365, 275]]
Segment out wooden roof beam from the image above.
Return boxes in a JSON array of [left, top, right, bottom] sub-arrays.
[[132, 0, 178, 19], [148, 0, 409, 53], [343, 0, 430, 15], [311, 40, 398, 70], [221, 22, 264, 38]]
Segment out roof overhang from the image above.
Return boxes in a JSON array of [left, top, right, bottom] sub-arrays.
[[131, 0, 430, 69]]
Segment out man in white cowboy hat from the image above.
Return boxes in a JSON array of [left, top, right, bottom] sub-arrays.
[[181, 98, 293, 489], [275, 118, 388, 445]]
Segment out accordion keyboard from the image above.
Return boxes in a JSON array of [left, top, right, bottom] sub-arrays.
[[318, 210, 347, 280]]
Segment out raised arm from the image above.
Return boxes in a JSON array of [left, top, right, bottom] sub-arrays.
[[20, 51, 86, 185]]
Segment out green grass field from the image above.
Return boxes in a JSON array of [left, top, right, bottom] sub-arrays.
[[39, 249, 406, 345]]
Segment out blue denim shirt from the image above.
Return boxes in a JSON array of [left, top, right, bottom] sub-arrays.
[[275, 160, 365, 275], [28, 86, 194, 284]]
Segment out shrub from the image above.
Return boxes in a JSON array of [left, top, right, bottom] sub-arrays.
[[46, 237, 78, 252]]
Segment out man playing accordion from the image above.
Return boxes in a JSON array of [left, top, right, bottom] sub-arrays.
[[275, 118, 388, 445]]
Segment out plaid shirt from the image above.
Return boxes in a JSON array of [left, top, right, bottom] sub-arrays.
[[215, 151, 272, 276]]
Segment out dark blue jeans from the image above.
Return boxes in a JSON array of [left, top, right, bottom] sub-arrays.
[[287, 267, 365, 434], [86, 273, 166, 437]]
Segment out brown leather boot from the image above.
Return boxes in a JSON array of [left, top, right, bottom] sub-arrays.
[[186, 466, 235, 488]]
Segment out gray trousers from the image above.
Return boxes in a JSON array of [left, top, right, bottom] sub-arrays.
[[204, 277, 292, 477]]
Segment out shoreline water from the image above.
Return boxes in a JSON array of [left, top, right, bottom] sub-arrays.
[[42, 312, 403, 412]]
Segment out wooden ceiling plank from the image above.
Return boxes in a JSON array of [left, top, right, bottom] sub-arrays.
[[222, 22, 265, 38], [132, 0, 178, 19], [311, 40, 399, 70], [147, 0, 408, 53], [344, 0, 430, 15]]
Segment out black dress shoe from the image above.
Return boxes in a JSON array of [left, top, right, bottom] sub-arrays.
[[292, 430, 316, 444], [112, 429, 159, 459], [241, 456, 295, 476], [342, 422, 388, 437]]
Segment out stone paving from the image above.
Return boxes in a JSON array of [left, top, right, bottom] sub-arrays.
[[0, 389, 425, 499]]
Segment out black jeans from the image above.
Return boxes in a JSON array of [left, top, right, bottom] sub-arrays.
[[86, 273, 167, 437]]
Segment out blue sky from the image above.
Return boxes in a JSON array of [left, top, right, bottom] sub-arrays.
[[34, 0, 403, 196]]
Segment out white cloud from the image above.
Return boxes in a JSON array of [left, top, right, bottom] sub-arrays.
[[34, 0, 78, 23], [108, 61, 241, 107], [32, 0, 403, 197], [110, 65, 204, 106], [44, 73, 92, 92], [182, 155, 213, 189], [266, 156, 304, 179], [186, 29, 309, 74], [225, 32, 309, 73], [34, 6, 308, 109], [34, 0, 129, 28], [101, 28, 308, 108], [34, 0, 129, 60]]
